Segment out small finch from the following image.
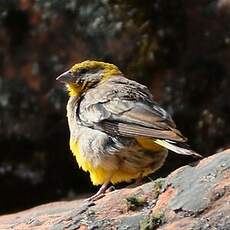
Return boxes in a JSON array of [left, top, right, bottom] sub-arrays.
[[56, 60, 202, 200]]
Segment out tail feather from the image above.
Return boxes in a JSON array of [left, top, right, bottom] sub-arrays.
[[154, 139, 203, 159]]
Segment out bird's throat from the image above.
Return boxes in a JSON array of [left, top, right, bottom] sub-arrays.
[[66, 84, 82, 97]]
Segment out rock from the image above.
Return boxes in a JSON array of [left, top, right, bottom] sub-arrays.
[[0, 149, 229, 229], [1, 0, 230, 213]]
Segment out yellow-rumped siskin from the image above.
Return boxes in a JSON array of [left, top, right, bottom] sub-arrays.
[[56, 60, 202, 199]]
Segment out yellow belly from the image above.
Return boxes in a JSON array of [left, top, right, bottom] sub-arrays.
[[70, 138, 165, 185]]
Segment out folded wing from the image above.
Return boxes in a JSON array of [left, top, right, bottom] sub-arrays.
[[79, 76, 186, 142]]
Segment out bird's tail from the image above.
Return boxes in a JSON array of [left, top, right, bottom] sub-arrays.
[[154, 139, 203, 158]]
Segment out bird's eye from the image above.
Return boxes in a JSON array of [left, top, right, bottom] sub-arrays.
[[78, 79, 84, 84], [77, 68, 88, 76]]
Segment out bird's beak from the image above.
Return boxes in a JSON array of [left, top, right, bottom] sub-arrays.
[[56, 71, 75, 83]]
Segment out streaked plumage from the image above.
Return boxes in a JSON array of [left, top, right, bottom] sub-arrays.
[[57, 60, 202, 199]]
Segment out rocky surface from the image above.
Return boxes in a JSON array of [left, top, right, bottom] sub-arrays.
[[0, 149, 229, 230], [1, 0, 230, 214]]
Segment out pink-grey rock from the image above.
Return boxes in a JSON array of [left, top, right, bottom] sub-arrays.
[[0, 150, 229, 229]]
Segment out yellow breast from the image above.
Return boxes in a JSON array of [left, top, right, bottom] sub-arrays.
[[69, 137, 166, 185], [70, 139, 112, 185]]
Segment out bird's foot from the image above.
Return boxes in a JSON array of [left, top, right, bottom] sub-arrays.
[[105, 185, 115, 193], [85, 182, 115, 202], [86, 193, 105, 202]]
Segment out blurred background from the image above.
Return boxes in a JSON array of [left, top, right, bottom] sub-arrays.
[[0, 0, 229, 214]]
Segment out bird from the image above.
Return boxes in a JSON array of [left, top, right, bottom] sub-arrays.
[[56, 60, 202, 200]]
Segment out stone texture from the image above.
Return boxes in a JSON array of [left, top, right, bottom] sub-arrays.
[[0, 149, 229, 229], [1, 0, 230, 214]]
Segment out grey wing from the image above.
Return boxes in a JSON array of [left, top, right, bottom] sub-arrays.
[[78, 76, 186, 142]]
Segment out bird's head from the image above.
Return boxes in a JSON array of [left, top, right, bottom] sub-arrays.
[[56, 60, 122, 96]]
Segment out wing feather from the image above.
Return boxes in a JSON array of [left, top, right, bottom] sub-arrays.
[[99, 121, 186, 142], [79, 76, 186, 142]]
